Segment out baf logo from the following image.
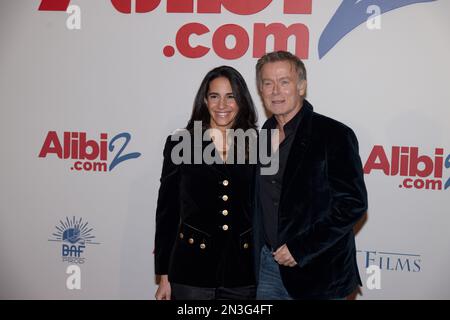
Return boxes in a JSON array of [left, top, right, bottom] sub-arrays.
[[364, 145, 450, 191], [38, 131, 141, 172], [37, 0, 437, 59], [48, 216, 100, 265]]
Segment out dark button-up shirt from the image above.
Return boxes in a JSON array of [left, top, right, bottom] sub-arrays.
[[259, 106, 305, 250]]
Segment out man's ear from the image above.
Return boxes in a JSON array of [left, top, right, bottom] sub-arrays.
[[298, 80, 307, 97]]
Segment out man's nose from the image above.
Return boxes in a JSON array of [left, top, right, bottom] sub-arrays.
[[272, 83, 280, 95]]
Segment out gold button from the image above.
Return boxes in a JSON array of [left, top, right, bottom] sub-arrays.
[[243, 243, 249, 249], [222, 180, 229, 186], [200, 243, 206, 249], [188, 238, 194, 244], [222, 225, 229, 231], [179, 233, 184, 239], [222, 210, 228, 216], [222, 195, 228, 201]]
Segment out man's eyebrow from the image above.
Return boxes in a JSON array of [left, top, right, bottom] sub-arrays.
[[262, 77, 291, 82]]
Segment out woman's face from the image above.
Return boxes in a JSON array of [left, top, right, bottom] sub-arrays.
[[205, 77, 239, 130]]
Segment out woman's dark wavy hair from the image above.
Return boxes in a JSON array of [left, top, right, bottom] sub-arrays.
[[186, 66, 257, 131]]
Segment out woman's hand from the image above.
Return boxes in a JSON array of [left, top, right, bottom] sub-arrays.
[[155, 275, 171, 300]]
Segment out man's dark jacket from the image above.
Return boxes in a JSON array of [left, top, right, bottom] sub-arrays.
[[253, 100, 368, 299]]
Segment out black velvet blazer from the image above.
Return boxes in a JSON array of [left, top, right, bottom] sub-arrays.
[[154, 134, 256, 288], [253, 101, 368, 299]]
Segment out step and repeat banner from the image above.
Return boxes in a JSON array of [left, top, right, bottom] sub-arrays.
[[1, 0, 449, 299]]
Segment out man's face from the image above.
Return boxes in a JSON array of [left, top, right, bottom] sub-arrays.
[[259, 61, 306, 118]]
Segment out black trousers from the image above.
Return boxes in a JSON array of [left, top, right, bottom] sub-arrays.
[[171, 283, 256, 300]]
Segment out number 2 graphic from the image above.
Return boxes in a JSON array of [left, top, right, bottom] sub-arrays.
[[109, 132, 141, 171]]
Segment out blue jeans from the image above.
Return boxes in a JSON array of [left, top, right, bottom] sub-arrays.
[[256, 245, 347, 300], [256, 245, 293, 300]]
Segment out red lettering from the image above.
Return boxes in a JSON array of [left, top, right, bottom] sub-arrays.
[[74, 161, 83, 170], [174, 22, 310, 60], [212, 24, 249, 59], [198, 0, 221, 13], [434, 148, 444, 178], [39, 131, 63, 158], [110, 0, 161, 14], [198, 0, 272, 15], [39, 0, 71, 11], [100, 134, 108, 161], [223, 0, 271, 15], [403, 178, 413, 189], [404, 178, 442, 190], [253, 23, 309, 59], [84, 161, 93, 171], [71, 132, 79, 160], [400, 146, 409, 176], [79, 133, 100, 161], [40, 0, 313, 15], [110, 0, 273, 14], [414, 178, 425, 189], [176, 23, 210, 58], [363, 145, 390, 175], [63, 132, 71, 159], [409, 147, 434, 178], [41, 131, 110, 167], [390, 146, 400, 175], [167, 0, 193, 13], [284, 0, 312, 14]]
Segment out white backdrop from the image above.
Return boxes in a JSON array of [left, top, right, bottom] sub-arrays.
[[1, 0, 449, 299]]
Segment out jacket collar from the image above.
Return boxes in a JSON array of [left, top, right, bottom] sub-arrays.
[[280, 100, 314, 200]]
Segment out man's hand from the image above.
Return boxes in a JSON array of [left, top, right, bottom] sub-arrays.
[[155, 275, 171, 300], [273, 244, 298, 267]]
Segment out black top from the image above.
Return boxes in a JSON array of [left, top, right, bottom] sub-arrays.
[[259, 106, 305, 250], [154, 134, 256, 288]]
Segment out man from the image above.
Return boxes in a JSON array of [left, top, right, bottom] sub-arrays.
[[254, 51, 368, 299]]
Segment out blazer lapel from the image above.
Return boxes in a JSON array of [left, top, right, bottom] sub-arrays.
[[280, 102, 313, 202]]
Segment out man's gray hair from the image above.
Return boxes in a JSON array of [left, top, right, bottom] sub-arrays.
[[256, 51, 307, 90]]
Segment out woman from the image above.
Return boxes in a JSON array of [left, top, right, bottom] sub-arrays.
[[154, 66, 258, 300]]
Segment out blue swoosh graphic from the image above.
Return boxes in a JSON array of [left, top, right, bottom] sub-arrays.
[[445, 154, 450, 190], [319, 0, 437, 59]]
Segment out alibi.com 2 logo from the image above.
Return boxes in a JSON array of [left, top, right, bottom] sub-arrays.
[[38, 0, 438, 60], [38, 131, 141, 172], [364, 145, 450, 191]]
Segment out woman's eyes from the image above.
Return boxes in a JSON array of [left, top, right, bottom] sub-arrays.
[[208, 94, 235, 100]]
